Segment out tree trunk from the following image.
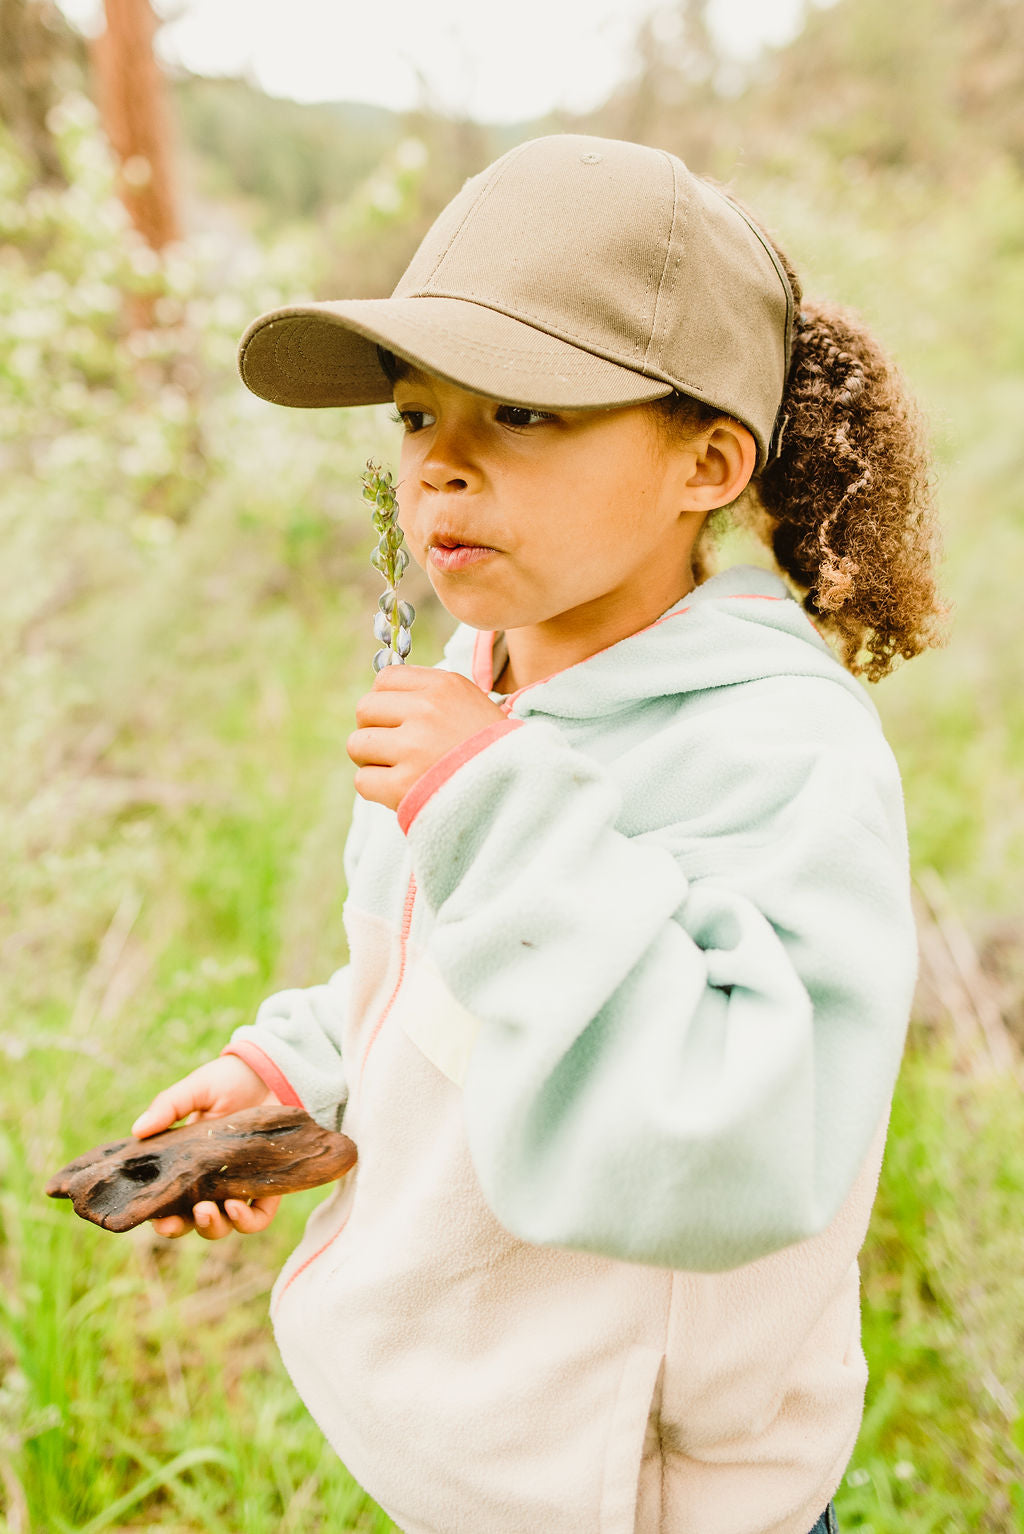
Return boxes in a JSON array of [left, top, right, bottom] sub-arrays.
[[89, 0, 181, 260]]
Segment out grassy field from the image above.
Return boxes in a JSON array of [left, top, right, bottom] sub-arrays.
[[2, 124, 1024, 1530]]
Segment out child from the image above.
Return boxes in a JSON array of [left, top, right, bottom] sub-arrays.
[[131, 134, 945, 1534]]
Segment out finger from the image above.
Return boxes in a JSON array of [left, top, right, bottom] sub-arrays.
[[151, 1213, 192, 1238], [346, 726, 402, 767], [353, 692, 413, 727], [132, 1079, 209, 1139], [352, 764, 402, 806], [224, 1195, 281, 1234], [192, 1200, 233, 1240], [371, 664, 432, 688]]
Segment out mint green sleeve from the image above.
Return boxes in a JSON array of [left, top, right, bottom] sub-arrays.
[[224, 794, 373, 1134], [402, 702, 918, 1272]]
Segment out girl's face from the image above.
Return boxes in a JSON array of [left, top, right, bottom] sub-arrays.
[[390, 364, 752, 686]]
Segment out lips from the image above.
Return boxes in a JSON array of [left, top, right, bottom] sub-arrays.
[[429, 544, 497, 572], [430, 534, 491, 550]]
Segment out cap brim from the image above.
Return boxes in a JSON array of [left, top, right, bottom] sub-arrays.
[[237, 296, 676, 413]]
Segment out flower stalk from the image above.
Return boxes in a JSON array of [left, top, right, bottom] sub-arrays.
[[362, 460, 415, 674]]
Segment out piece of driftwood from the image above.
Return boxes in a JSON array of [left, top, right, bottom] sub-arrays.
[[46, 1106, 357, 1232]]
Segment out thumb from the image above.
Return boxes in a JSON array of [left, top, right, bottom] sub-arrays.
[[131, 1072, 218, 1139]]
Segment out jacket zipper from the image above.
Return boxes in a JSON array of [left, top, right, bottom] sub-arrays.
[[272, 868, 419, 1314], [357, 869, 418, 1088]]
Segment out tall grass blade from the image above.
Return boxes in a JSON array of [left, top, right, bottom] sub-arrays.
[[69, 1447, 231, 1534]]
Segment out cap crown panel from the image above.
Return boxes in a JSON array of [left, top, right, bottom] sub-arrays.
[[651, 176, 790, 446], [394, 136, 674, 369]]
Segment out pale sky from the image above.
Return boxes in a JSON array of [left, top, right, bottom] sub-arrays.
[[58, 0, 813, 123]]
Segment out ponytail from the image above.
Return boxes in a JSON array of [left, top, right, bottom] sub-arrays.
[[689, 187, 949, 682]]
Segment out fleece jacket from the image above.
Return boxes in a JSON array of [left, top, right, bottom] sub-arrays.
[[224, 563, 918, 1534]]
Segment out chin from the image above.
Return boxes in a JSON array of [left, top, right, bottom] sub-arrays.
[[441, 604, 504, 632], [428, 585, 509, 632]]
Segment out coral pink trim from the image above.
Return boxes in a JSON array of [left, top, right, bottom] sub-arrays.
[[358, 872, 418, 1086], [220, 1041, 304, 1110], [472, 628, 498, 690], [396, 718, 525, 834], [272, 1207, 353, 1314], [468, 594, 786, 712], [273, 876, 421, 1316]]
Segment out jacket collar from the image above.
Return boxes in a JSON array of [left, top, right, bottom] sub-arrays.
[[441, 565, 877, 723]]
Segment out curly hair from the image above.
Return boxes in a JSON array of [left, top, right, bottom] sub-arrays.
[[650, 197, 949, 683]]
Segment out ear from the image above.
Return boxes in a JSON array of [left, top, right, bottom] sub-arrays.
[[680, 420, 758, 513]]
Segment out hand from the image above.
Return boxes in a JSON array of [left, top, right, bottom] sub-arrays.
[[132, 1055, 282, 1241], [346, 665, 507, 813]]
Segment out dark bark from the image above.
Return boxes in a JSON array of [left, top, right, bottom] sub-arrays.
[[46, 1106, 358, 1232]]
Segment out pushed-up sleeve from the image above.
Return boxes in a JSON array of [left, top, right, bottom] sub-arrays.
[[399, 701, 918, 1272], [224, 966, 352, 1133]]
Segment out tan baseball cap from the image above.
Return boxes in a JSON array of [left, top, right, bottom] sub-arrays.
[[237, 133, 794, 467]]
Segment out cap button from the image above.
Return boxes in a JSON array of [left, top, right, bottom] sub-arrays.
[[580, 152, 603, 164]]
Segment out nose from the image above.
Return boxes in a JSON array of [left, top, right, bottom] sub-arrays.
[[418, 420, 482, 494]]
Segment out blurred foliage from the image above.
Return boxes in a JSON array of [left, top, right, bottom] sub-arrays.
[[0, 97, 206, 525], [0, 90, 445, 1027], [586, 0, 1024, 182], [0, 0, 86, 186], [758, 0, 1024, 177], [1, 0, 1023, 1528], [174, 78, 400, 230]]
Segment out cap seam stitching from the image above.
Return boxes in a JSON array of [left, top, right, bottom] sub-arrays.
[[415, 140, 537, 293], [704, 181, 795, 373], [643, 152, 683, 371]]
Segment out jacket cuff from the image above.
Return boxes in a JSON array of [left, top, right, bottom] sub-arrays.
[[397, 717, 525, 834], [221, 1041, 305, 1110]]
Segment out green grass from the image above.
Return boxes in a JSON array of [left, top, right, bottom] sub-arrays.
[[834, 1038, 1024, 1529]]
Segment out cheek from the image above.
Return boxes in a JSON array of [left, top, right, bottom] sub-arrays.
[[395, 449, 424, 551], [523, 458, 625, 550], [531, 449, 666, 575]]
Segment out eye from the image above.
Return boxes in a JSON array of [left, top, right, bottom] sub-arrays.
[[390, 407, 435, 434], [495, 405, 556, 429]]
